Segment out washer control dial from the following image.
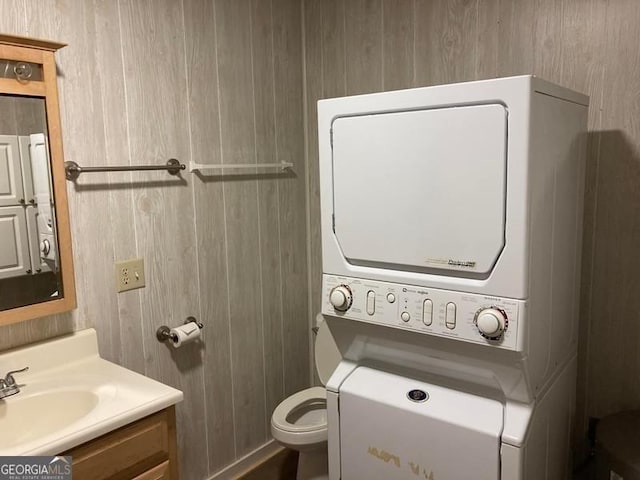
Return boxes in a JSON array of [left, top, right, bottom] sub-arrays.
[[475, 308, 508, 339], [329, 285, 353, 312]]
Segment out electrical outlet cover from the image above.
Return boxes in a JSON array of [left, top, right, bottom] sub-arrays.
[[116, 258, 145, 292]]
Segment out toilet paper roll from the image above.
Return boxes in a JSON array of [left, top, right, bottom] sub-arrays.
[[170, 323, 201, 348]]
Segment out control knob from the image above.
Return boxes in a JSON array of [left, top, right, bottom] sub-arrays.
[[475, 308, 507, 339], [329, 285, 353, 312]]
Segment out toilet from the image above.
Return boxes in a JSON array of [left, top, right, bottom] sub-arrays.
[[271, 318, 341, 480]]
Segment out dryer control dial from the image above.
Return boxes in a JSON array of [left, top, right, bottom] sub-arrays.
[[475, 308, 507, 339], [329, 285, 353, 312]]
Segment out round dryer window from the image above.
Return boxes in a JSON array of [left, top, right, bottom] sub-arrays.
[[331, 104, 508, 278]]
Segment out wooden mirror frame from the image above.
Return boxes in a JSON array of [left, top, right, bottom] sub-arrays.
[[0, 34, 76, 326]]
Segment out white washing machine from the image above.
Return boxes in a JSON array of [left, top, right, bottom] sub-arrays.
[[317, 76, 588, 479]]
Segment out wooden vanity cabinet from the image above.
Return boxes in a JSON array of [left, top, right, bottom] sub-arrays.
[[62, 406, 179, 480]]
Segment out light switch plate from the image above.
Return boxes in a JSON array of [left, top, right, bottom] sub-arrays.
[[116, 258, 145, 292]]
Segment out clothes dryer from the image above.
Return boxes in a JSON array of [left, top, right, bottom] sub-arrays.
[[317, 76, 589, 480]]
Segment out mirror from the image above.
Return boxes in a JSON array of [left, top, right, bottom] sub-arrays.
[[0, 35, 75, 325], [0, 95, 61, 310]]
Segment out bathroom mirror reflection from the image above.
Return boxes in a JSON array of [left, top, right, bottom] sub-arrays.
[[0, 94, 62, 310]]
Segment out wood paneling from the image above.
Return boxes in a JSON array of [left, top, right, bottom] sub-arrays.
[[0, 1, 308, 478], [382, 0, 414, 91], [414, 0, 478, 86], [273, 0, 310, 396], [250, 0, 285, 432], [588, 0, 640, 418], [94, 0, 145, 374], [303, 0, 323, 382], [302, 0, 640, 457], [560, 0, 608, 447], [344, 0, 383, 95], [215, 0, 267, 455], [182, 0, 235, 472], [0, 0, 24, 34]]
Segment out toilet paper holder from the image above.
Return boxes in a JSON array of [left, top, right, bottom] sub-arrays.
[[156, 316, 204, 343]]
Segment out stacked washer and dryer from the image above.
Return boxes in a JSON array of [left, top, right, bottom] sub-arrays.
[[317, 76, 589, 479]]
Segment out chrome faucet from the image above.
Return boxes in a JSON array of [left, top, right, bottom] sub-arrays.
[[0, 367, 29, 399]]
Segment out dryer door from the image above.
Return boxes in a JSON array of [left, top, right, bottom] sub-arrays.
[[332, 104, 507, 277], [339, 367, 503, 480]]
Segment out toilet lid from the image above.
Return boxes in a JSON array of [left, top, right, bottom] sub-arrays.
[[315, 318, 342, 385]]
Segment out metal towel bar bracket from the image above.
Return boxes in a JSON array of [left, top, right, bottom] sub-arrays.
[[64, 159, 185, 181]]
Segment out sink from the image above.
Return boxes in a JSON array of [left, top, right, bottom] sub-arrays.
[[0, 390, 99, 449], [0, 328, 183, 456]]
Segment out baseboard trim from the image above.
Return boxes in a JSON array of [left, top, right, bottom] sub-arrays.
[[208, 440, 284, 480]]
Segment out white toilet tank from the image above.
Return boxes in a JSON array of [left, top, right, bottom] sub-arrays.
[[315, 318, 341, 385]]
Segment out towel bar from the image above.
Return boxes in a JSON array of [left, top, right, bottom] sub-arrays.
[[64, 159, 185, 181]]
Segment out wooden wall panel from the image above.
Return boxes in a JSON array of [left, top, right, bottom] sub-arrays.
[[496, 0, 536, 76], [414, 0, 478, 86], [475, 0, 499, 80], [182, 0, 235, 472], [561, 0, 608, 447], [250, 0, 286, 432], [273, 0, 310, 397], [94, 0, 146, 374], [588, 0, 640, 418], [303, 0, 323, 339], [117, 1, 209, 478], [344, 0, 383, 94], [214, 0, 267, 456], [26, 0, 122, 362], [382, 0, 414, 90], [0, 0, 24, 33]]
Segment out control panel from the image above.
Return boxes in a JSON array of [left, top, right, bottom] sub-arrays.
[[322, 274, 521, 350]]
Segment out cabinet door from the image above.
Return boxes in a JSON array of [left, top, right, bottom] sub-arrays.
[[64, 408, 178, 480], [0, 135, 24, 207], [133, 461, 171, 480], [0, 205, 30, 279]]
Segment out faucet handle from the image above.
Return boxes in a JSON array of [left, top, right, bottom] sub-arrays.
[[4, 367, 29, 386]]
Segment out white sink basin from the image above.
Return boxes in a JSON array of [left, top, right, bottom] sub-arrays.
[[0, 328, 183, 455], [0, 389, 99, 449]]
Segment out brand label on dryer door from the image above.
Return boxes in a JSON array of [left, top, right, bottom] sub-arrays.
[[425, 257, 477, 269]]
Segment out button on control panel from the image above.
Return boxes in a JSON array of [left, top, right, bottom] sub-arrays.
[[422, 299, 433, 326], [321, 274, 521, 351], [445, 302, 457, 329], [366, 290, 376, 315]]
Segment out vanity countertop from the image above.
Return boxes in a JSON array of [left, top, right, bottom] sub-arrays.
[[0, 328, 183, 455]]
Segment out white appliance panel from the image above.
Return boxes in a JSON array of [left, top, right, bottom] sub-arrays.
[[332, 104, 507, 277], [339, 366, 503, 480], [322, 274, 522, 351]]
